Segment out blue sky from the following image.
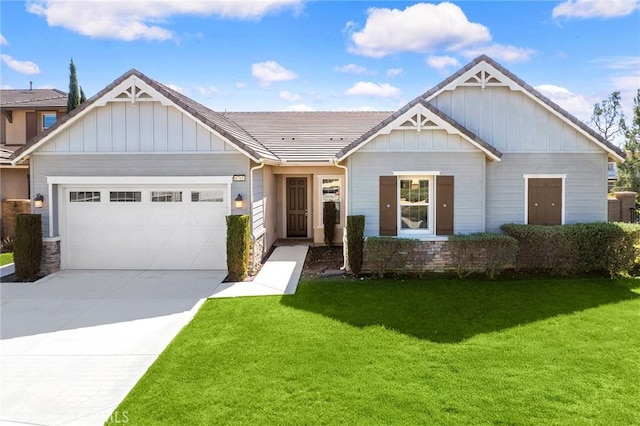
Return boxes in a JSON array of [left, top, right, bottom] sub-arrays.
[[1, 1, 639, 121]]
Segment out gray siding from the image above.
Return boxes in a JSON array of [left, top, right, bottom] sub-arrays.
[[431, 86, 602, 153], [485, 153, 608, 232], [32, 153, 249, 236], [251, 164, 265, 236], [360, 129, 476, 152], [349, 151, 486, 236], [39, 102, 236, 153]]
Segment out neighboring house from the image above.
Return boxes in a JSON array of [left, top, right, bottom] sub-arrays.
[[608, 162, 618, 192], [1, 88, 67, 237], [10, 56, 624, 274]]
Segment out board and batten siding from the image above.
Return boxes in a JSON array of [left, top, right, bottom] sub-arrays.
[[31, 153, 250, 236], [39, 101, 237, 153], [485, 153, 608, 232], [348, 150, 486, 237], [251, 164, 265, 237], [359, 128, 477, 153], [431, 86, 603, 154]]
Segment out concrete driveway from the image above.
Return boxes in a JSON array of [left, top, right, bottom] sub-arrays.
[[0, 269, 226, 426]]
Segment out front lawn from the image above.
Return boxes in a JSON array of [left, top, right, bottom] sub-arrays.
[[112, 278, 640, 425], [0, 252, 13, 266]]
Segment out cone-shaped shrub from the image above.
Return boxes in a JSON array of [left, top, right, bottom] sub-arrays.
[[14, 214, 42, 281], [347, 215, 365, 276], [226, 215, 250, 281]]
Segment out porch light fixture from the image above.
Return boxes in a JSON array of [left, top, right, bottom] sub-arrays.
[[234, 194, 243, 209], [34, 193, 44, 208]]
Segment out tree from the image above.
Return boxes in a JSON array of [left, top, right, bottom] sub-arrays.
[[67, 59, 86, 112], [590, 91, 625, 143], [616, 90, 640, 193]]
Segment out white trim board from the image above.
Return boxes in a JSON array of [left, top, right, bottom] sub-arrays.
[[47, 176, 233, 185]]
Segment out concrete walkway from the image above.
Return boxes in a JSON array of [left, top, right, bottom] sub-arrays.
[[210, 245, 309, 298], [0, 270, 225, 426]]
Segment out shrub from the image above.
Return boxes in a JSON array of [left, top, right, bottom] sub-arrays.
[[0, 236, 14, 253], [14, 214, 42, 280], [501, 222, 640, 276], [323, 201, 338, 248], [346, 215, 365, 276], [366, 237, 417, 278], [449, 233, 518, 279], [226, 215, 250, 281]]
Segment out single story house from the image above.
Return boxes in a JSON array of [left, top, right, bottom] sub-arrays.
[[10, 55, 624, 274]]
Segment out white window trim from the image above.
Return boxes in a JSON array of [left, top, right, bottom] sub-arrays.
[[523, 174, 567, 225], [397, 175, 435, 236], [393, 171, 441, 176], [316, 175, 344, 228]]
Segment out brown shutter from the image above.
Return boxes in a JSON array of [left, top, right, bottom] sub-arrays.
[[436, 176, 454, 235], [379, 176, 397, 236], [26, 112, 38, 141]]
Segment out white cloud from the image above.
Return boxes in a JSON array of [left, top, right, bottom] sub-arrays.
[[386, 68, 403, 77], [27, 0, 303, 41], [552, 0, 638, 19], [280, 90, 300, 102], [1, 54, 41, 75], [592, 56, 640, 70], [345, 81, 401, 98], [426, 55, 460, 71], [252, 61, 297, 87], [348, 2, 490, 58], [0, 34, 8, 46], [282, 103, 314, 111], [358, 105, 376, 111], [195, 85, 221, 97], [165, 84, 186, 94], [235, 82, 247, 89], [536, 84, 594, 122], [462, 44, 536, 62], [335, 64, 367, 74]]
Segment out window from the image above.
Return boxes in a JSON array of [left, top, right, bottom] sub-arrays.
[[191, 191, 223, 202], [321, 177, 341, 225], [110, 191, 141, 202], [42, 113, 56, 130], [399, 177, 432, 233], [70, 191, 100, 202], [151, 191, 182, 202]]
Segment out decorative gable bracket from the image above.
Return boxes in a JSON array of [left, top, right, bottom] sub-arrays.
[[94, 76, 174, 107], [438, 62, 520, 93]]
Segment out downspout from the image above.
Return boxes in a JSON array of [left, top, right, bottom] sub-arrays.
[[334, 159, 348, 270]]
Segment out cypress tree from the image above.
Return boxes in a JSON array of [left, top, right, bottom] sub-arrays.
[[67, 59, 81, 112]]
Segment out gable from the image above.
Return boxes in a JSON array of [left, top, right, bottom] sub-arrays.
[[37, 101, 238, 154], [11, 71, 274, 164], [423, 56, 624, 161], [338, 103, 501, 161], [431, 86, 604, 154]]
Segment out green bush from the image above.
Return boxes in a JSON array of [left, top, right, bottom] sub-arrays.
[[347, 215, 365, 276], [449, 233, 518, 279], [14, 214, 42, 281], [226, 215, 250, 281], [323, 201, 338, 248], [501, 222, 640, 276], [366, 237, 417, 278]]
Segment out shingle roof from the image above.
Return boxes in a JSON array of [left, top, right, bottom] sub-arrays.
[[0, 148, 13, 165], [224, 111, 391, 162], [0, 89, 67, 108]]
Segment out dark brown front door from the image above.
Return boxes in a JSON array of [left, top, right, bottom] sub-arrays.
[[528, 178, 562, 225], [287, 177, 307, 237], [436, 176, 454, 235]]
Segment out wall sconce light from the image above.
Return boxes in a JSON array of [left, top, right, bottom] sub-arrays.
[[34, 193, 44, 208], [234, 194, 243, 209]]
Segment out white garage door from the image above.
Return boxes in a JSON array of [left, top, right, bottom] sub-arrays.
[[62, 186, 228, 269]]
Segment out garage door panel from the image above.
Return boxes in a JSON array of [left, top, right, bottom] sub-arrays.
[[63, 185, 228, 270]]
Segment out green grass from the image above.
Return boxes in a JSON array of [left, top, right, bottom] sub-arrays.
[[0, 252, 13, 266], [112, 278, 640, 425]]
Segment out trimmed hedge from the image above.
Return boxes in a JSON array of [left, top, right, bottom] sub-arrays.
[[226, 215, 250, 281], [449, 233, 518, 279], [501, 222, 640, 276], [323, 201, 338, 248], [346, 215, 365, 276], [366, 237, 417, 278], [14, 214, 42, 281]]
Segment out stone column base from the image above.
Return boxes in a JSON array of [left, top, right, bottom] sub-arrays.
[[41, 236, 61, 276]]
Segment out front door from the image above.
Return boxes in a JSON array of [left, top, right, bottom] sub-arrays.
[[287, 177, 307, 237]]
